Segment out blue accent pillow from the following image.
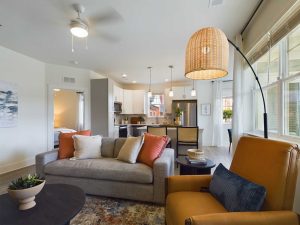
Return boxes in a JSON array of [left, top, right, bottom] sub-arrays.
[[209, 163, 266, 212]]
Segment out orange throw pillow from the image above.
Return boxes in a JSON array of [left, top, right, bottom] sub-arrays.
[[58, 130, 91, 159], [137, 133, 168, 167]]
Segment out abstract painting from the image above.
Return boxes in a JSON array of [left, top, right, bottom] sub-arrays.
[[0, 81, 18, 127]]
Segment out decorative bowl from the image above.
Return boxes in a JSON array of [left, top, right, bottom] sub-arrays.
[[187, 149, 205, 161], [8, 180, 45, 210]]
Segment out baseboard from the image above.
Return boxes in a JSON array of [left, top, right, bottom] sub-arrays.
[[0, 157, 35, 175]]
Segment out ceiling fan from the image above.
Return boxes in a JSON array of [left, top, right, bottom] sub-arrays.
[[67, 3, 123, 41]]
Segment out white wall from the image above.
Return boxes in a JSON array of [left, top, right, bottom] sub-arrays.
[[196, 81, 213, 146], [45, 64, 95, 150], [0, 46, 47, 174]]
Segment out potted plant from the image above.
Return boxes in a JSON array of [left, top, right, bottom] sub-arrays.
[[174, 108, 183, 125], [223, 109, 232, 123], [8, 174, 45, 210], [138, 116, 145, 124]]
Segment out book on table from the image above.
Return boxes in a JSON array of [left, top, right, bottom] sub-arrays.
[[185, 156, 207, 165]]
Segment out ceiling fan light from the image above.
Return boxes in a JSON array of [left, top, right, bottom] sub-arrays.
[[70, 21, 88, 38]]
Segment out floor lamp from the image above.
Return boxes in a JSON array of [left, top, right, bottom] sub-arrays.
[[185, 27, 268, 138]]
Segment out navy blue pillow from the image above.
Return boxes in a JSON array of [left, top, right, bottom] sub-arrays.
[[209, 163, 266, 212]]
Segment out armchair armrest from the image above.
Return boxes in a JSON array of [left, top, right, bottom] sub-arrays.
[[186, 211, 299, 225], [153, 148, 175, 204], [35, 150, 58, 177], [167, 175, 212, 194]]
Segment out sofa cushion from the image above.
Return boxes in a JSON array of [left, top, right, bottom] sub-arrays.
[[166, 191, 227, 225], [73, 135, 102, 159], [209, 163, 266, 212], [117, 136, 144, 163], [58, 130, 91, 159], [113, 138, 127, 157], [100, 137, 115, 158], [137, 133, 168, 167], [44, 158, 153, 184]]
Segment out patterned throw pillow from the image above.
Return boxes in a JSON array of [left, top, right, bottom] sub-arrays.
[[137, 133, 168, 167], [58, 130, 91, 159], [209, 163, 266, 212]]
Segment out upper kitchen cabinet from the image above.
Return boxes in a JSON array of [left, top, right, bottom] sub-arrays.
[[123, 89, 133, 114], [113, 85, 123, 103], [132, 90, 146, 114], [123, 89, 146, 114]]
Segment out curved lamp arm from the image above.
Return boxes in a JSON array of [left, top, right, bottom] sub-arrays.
[[228, 39, 268, 138]]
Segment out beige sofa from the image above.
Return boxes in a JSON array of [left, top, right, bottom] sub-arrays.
[[36, 137, 174, 204]]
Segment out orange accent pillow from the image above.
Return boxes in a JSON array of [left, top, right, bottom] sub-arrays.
[[137, 133, 168, 167], [58, 130, 91, 159]]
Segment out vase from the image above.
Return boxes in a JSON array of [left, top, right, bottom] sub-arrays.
[[7, 180, 45, 210], [175, 116, 181, 125]]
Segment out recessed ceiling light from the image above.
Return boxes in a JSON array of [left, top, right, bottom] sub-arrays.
[[132, 80, 137, 83], [122, 74, 127, 78], [53, 89, 61, 92], [165, 78, 169, 82]]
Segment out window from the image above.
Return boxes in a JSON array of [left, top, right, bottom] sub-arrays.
[[253, 24, 300, 138], [148, 94, 165, 117], [222, 97, 232, 123]]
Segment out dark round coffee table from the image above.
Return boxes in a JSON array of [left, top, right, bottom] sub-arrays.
[[176, 157, 216, 175], [0, 184, 85, 225]]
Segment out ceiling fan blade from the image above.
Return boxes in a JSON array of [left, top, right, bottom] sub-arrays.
[[95, 32, 121, 43], [89, 7, 123, 25]]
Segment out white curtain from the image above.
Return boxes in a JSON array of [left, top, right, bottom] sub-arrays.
[[211, 80, 223, 146], [232, 35, 244, 154]]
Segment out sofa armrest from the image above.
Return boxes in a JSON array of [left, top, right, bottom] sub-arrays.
[[186, 211, 299, 225], [167, 175, 212, 194], [153, 148, 175, 204], [35, 150, 58, 177]]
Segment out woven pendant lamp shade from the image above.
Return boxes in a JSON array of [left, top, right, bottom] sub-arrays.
[[185, 27, 229, 80]]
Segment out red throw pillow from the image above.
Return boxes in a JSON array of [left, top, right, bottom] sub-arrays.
[[58, 130, 91, 159], [137, 133, 168, 167]]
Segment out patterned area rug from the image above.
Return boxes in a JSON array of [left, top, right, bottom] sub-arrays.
[[71, 195, 165, 225]]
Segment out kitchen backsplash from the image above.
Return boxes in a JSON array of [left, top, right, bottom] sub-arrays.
[[115, 113, 173, 125]]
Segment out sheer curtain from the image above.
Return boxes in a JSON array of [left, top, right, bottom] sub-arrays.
[[76, 92, 85, 131], [211, 80, 223, 146], [232, 35, 244, 154]]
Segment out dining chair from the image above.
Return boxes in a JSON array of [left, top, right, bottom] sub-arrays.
[[176, 126, 199, 158]]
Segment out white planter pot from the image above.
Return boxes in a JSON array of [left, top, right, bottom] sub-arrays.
[[8, 180, 45, 210]]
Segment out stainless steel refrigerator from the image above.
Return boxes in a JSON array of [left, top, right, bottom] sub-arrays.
[[172, 100, 197, 126]]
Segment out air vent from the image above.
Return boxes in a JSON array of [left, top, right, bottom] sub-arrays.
[[209, 0, 223, 7], [63, 76, 76, 84]]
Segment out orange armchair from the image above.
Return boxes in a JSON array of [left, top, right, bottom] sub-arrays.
[[166, 136, 300, 225]]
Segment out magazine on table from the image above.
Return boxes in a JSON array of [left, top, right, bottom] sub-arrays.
[[185, 156, 207, 165]]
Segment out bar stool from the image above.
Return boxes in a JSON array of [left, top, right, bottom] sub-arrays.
[[147, 126, 171, 147], [176, 126, 199, 158]]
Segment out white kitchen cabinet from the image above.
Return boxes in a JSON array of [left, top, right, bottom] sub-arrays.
[[132, 90, 146, 114], [113, 85, 123, 103], [113, 126, 119, 138], [123, 89, 133, 114]]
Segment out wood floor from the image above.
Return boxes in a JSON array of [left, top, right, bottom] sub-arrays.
[[0, 146, 232, 195]]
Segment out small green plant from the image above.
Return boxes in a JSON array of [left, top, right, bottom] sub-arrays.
[[223, 109, 233, 120], [139, 116, 145, 122], [8, 174, 44, 190], [175, 108, 183, 117]]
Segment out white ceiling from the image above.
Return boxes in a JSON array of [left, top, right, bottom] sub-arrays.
[[0, 0, 259, 84]]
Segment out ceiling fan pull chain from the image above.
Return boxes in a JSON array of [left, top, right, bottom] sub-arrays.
[[71, 34, 74, 52]]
